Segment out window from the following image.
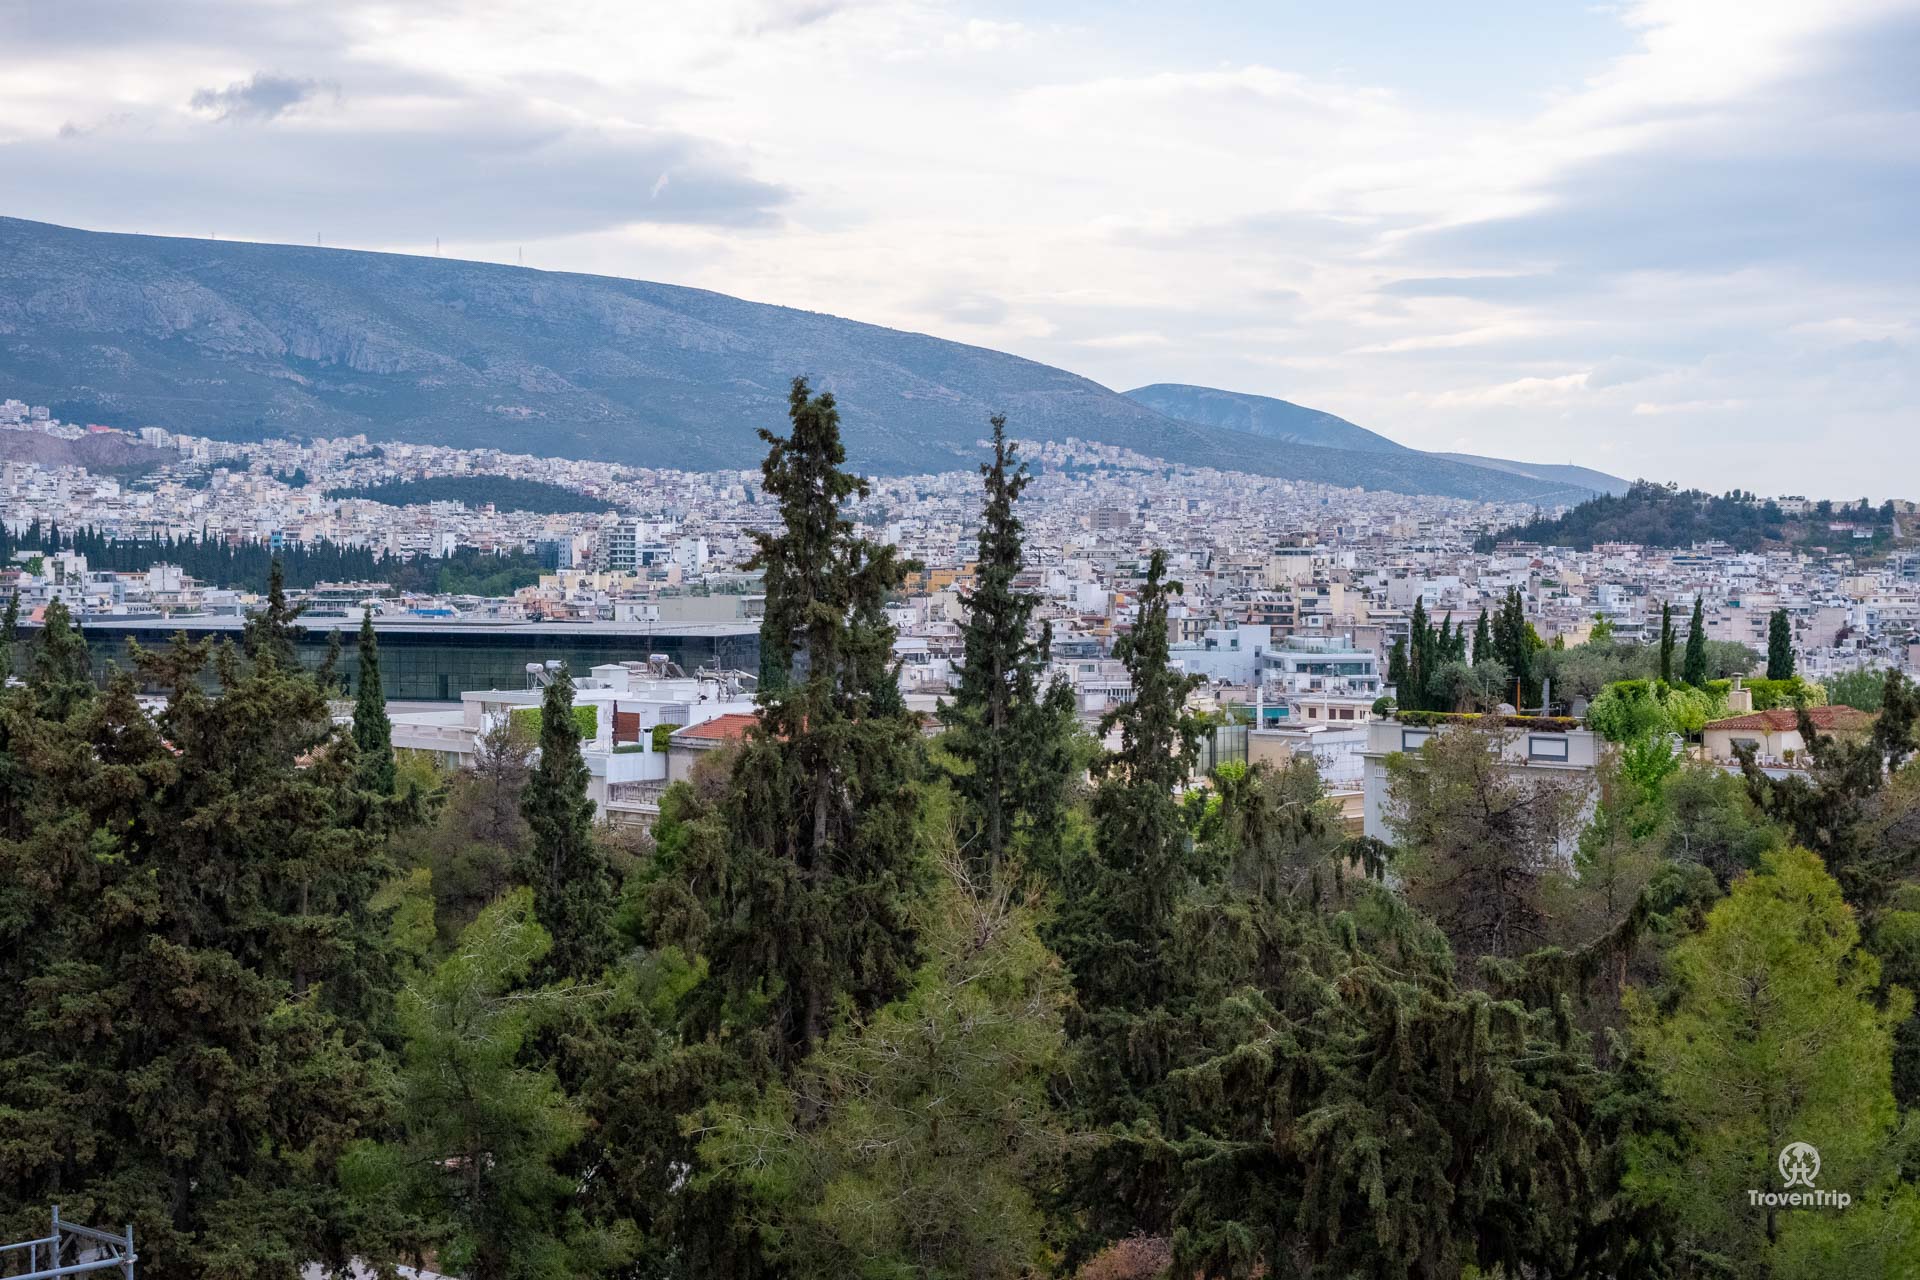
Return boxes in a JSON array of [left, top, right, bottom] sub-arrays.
[[1401, 729, 1432, 751], [1528, 735, 1570, 762]]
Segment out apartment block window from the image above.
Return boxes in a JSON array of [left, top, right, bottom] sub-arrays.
[[1528, 735, 1570, 762]]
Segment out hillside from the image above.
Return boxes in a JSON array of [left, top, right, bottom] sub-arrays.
[[0, 428, 170, 475], [325, 475, 611, 514], [1475, 481, 1901, 551], [1123, 383, 1407, 453], [0, 217, 1591, 503], [1433, 453, 1632, 498]]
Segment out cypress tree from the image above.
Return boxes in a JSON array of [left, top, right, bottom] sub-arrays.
[[241, 557, 303, 669], [0, 588, 17, 682], [1473, 606, 1492, 664], [939, 414, 1078, 879], [353, 607, 397, 797], [671, 377, 925, 1064], [1767, 607, 1795, 680], [1682, 594, 1708, 687], [1407, 597, 1430, 713], [1052, 549, 1206, 1244], [1659, 600, 1676, 683], [1387, 635, 1409, 709], [518, 664, 616, 983]]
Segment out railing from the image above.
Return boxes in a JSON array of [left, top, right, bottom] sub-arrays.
[[1, 1206, 136, 1279]]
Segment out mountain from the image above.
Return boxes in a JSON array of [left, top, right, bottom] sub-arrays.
[[1, 216, 1592, 502], [1434, 453, 1632, 498], [1126, 384, 1630, 501], [0, 428, 170, 475], [1123, 383, 1408, 453]]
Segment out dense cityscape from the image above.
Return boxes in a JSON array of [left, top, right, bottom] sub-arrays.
[[5, 3, 1919, 1279]]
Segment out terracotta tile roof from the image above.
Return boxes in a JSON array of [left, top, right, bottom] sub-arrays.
[[672, 712, 758, 743], [1706, 706, 1877, 733]]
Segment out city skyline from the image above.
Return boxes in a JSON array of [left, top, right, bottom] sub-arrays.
[[1, 1, 1914, 497]]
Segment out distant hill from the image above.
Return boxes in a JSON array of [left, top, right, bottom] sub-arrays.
[[1473, 481, 1900, 552], [325, 475, 610, 514], [1, 216, 1594, 502], [1434, 453, 1631, 498], [1126, 384, 1628, 503], [1123, 384, 1408, 453], [0, 428, 169, 475]]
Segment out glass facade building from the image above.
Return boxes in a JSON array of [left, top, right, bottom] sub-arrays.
[[56, 617, 762, 702]]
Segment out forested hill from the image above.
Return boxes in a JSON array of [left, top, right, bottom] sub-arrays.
[[2, 216, 1596, 502], [1476, 480, 1901, 551], [325, 475, 610, 514]]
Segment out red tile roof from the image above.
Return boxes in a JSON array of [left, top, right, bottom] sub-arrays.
[[1706, 706, 1876, 733], [672, 713, 758, 743]]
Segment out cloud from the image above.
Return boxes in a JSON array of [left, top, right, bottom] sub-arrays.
[[1429, 371, 1591, 409], [5, 107, 788, 241], [190, 73, 333, 121]]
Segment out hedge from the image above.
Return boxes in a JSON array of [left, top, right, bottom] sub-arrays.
[[510, 703, 598, 740]]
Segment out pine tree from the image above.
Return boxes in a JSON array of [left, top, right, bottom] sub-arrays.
[[1659, 600, 1676, 683], [353, 607, 397, 797], [1766, 607, 1795, 680], [1682, 594, 1709, 687], [1628, 847, 1917, 1272], [348, 890, 635, 1280], [518, 665, 616, 983], [0, 631, 397, 1277], [29, 598, 94, 720], [939, 415, 1079, 880]]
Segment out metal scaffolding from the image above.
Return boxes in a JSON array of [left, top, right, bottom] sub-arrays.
[[1, 1206, 135, 1279]]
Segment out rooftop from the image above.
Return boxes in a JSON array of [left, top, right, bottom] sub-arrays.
[[1706, 706, 1878, 733]]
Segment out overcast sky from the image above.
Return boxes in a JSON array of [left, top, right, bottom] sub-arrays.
[[1, 0, 1914, 496]]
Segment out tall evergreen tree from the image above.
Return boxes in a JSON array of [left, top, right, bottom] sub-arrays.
[[1387, 635, 1409, 709], [0, 588, 17, 682], [1051, 549, 1206, 1245], [1682, 594, 1709, 687], [1407, 596, 1431, 713], [518, 665, 616, 983], [1659, 599, 1676, 683], [29, 598, 94, 721], [241, 557, 303, 669], [939, 415, 1079, 880], [1473, 605, 1492, 664], [353, 607, 397, 797], [1766, 607, 1795, 680], [666, 377, 925, 1065]]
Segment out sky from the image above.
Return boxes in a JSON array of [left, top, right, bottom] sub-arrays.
[[0, 0, 1915, 497]]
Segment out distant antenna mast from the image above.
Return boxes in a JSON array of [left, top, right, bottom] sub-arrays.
[[316, 233, 322, 247], [435, 237, 441, 256], [517, 246, 523, 267]]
